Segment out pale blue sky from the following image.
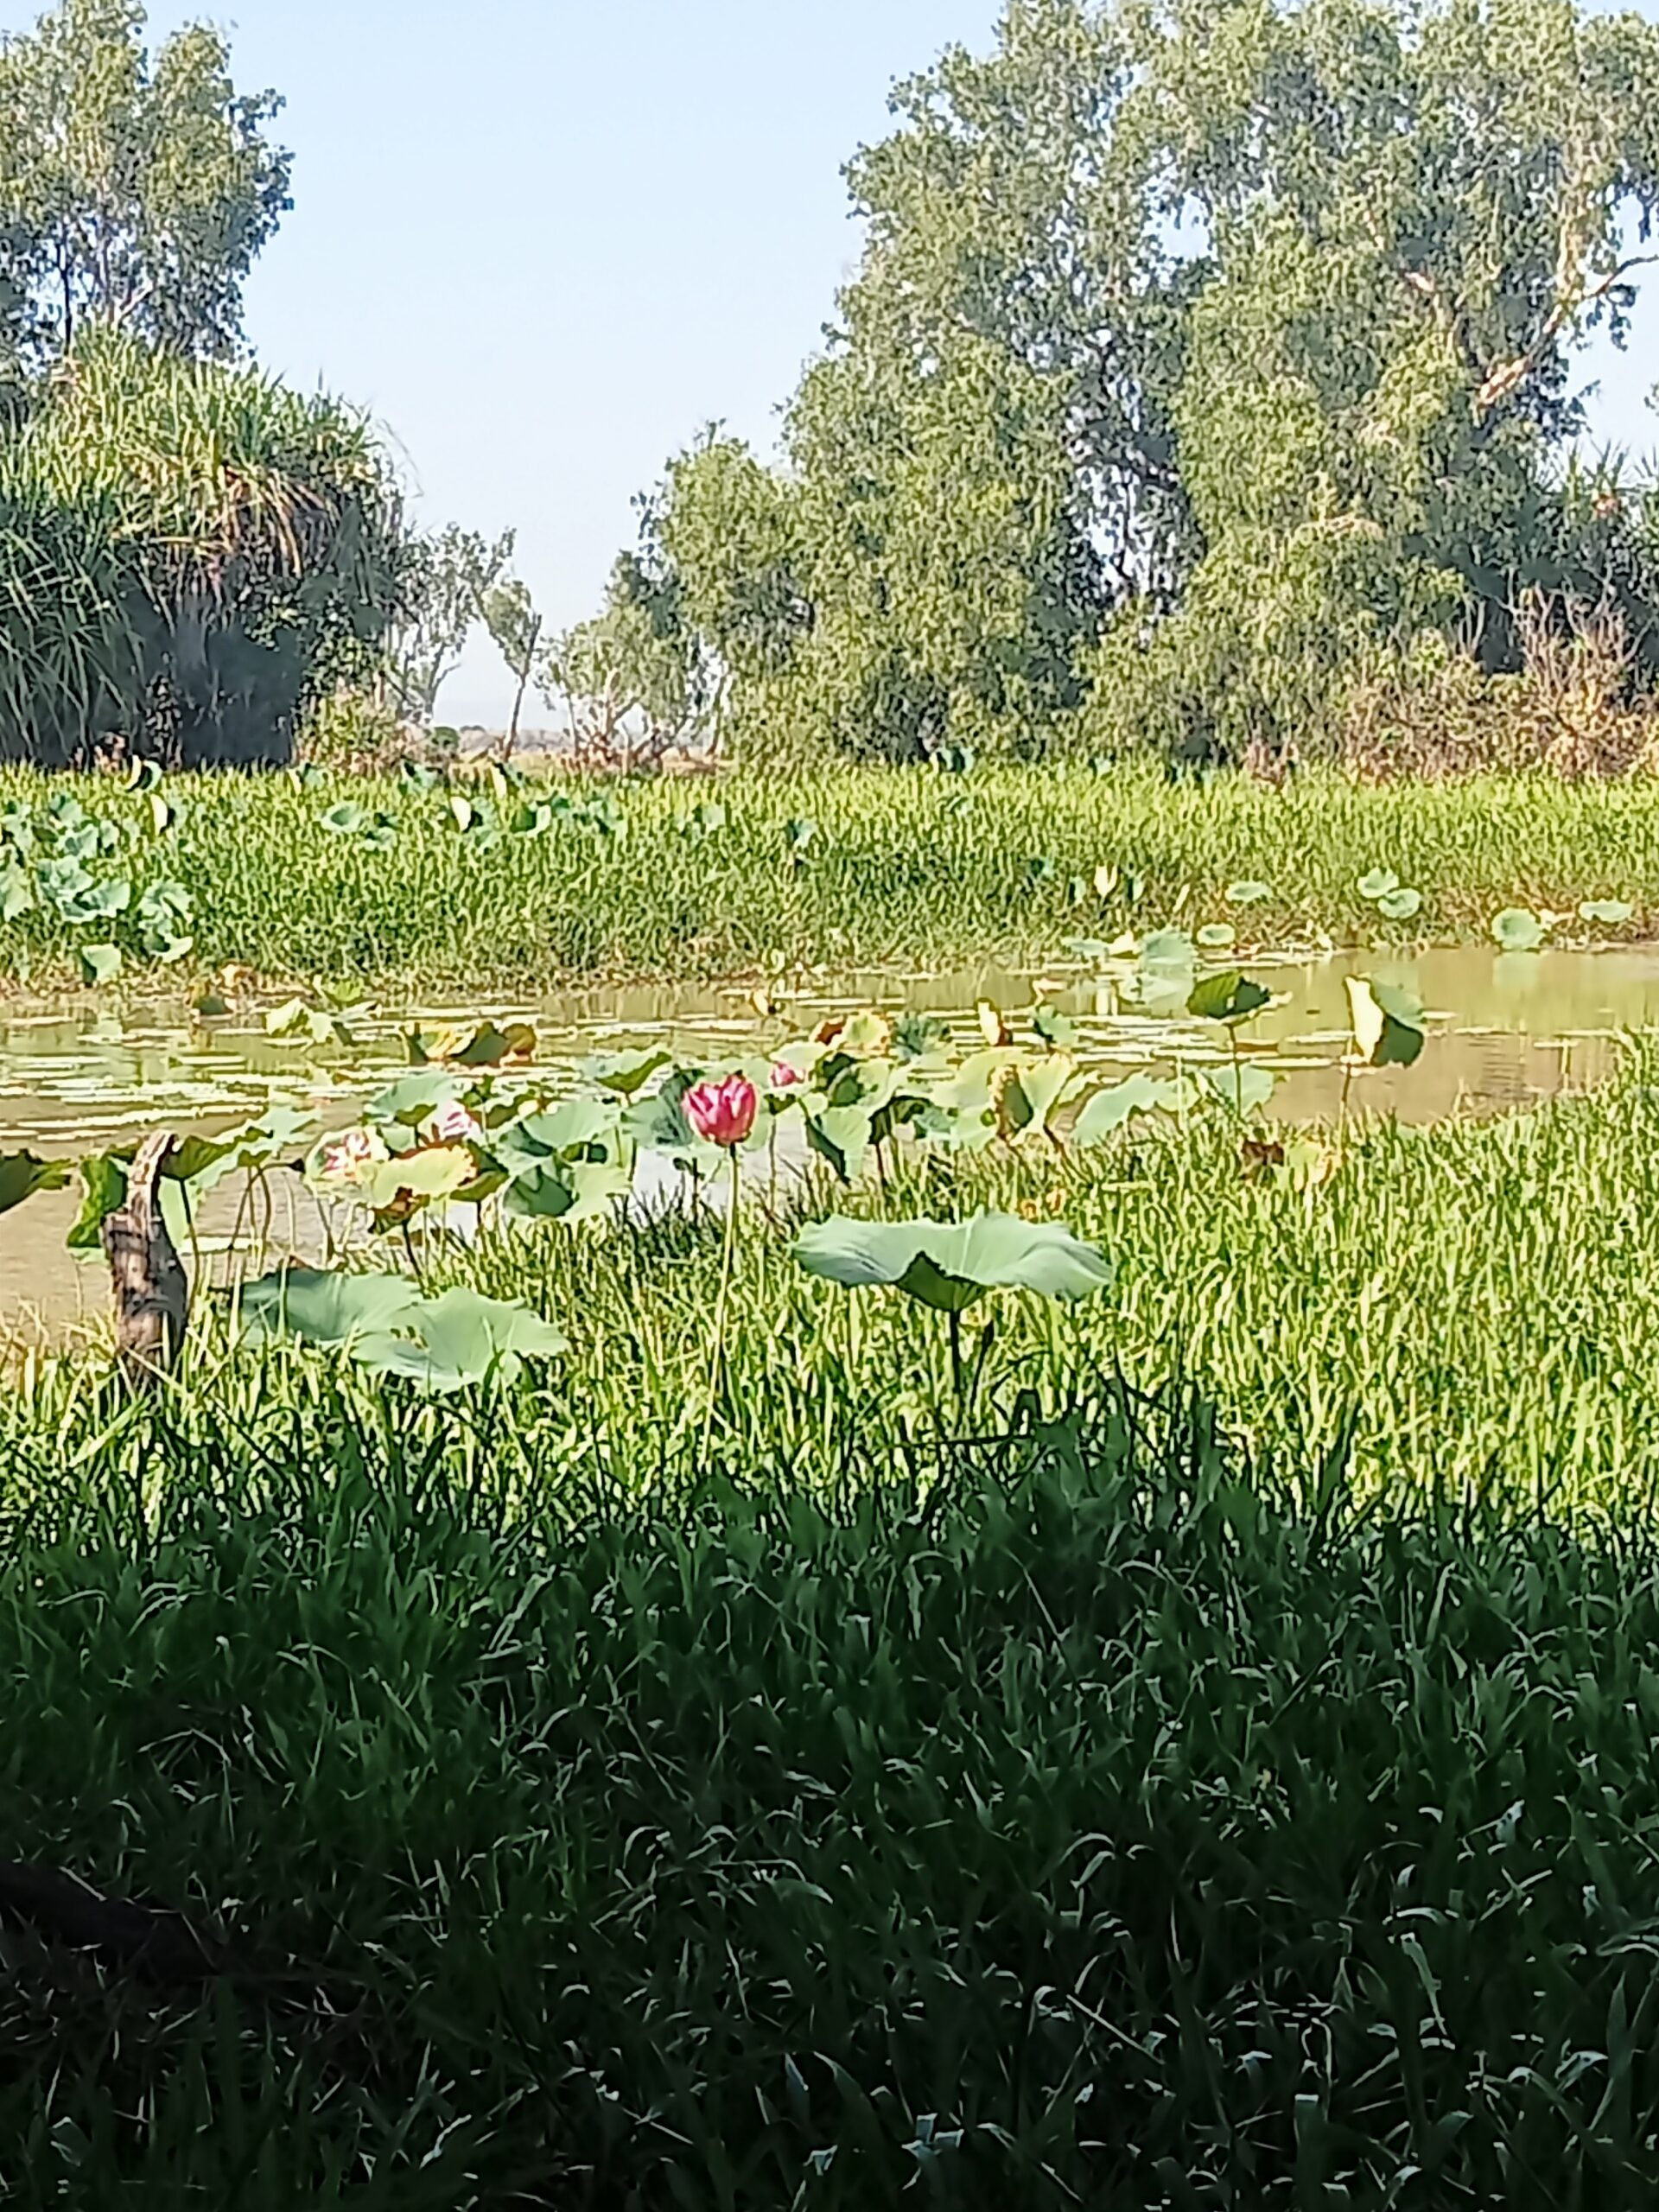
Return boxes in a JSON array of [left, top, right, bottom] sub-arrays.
[[3, 0, 1656, 721]]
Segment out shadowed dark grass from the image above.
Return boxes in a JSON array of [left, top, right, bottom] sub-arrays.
[[1, 1383, 1658, 2204]]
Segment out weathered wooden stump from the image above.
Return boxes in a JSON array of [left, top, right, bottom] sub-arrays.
[[101, 1131, 189, 1382]]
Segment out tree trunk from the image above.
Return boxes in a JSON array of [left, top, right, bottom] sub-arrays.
[[103, 1133, 189, 1382]]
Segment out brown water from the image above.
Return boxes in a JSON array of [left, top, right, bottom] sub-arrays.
[[4, 944, 1656, 1344]]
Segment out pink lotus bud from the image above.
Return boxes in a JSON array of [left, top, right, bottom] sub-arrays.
[[315, 1125, 388, 1187], [684, 1072, 759, 1149], [421, 1100, 484, 1147], [769, 1060, 804, 1091]]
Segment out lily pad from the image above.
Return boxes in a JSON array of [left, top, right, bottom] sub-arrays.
[[1491, 906, 1547, 953]]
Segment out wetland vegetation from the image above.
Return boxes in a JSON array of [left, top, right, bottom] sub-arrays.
[[7, 0, 1659, 2199]]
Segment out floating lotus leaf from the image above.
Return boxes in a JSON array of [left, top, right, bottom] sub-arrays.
[[1491, 906, 1546, 952]]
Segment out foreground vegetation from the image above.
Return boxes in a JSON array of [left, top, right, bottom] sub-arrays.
[[4, 1379, 1659, 2206], [5, 1030, 1659, 2198], [5, 760, 1659, 995]]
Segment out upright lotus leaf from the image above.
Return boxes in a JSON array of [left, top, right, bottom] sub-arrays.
[[1579, 899, 1634, 926], [1032, 1002, 1077, 1051], [1376, 887, 1423, 921], [1070, 1072, 1165, 1141], [976, 999, 1013, 1048], [793, 1212, 1112, 1313], [166, 1106, 314, 1195], [265, 999, 339, 1047], [1357, 868, 1401, 900], [1187, 970, 1271, 1024], [1226, 880, 1272, 904], [499, 1096, 622, 1163], [999, 1054, 1082, 1140], [503, 1154, 632, 1223], [412, 1021, 537, 1069], [1345, 976, 1427, 1068], [0, 1152, 69, 1216], [319, 802, 371, 836], [67, 1150, 131, 1249], [804, 1103, 876, 1185], [235, 1267, 426, 1349], [366, 1072, 469, 1128], [79, 944, 123, 986], [1201, 1062, 1278, 1116], [1491, 907, 1547, 952], [363, 1146, 475, 1216], [1196, 922, 1236, 950], [892, 1013, 948, 1062]]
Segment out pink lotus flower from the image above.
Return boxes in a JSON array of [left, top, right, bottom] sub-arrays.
[[769, 1060, 804, 1091], [315, 1125, 388, 1187], [421, 1099, 485, 1147], [684, 1071, 759, 1149]]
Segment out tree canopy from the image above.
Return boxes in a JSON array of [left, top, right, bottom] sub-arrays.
[[598, 0, 1659, 766], [0, 0, 290, 367]]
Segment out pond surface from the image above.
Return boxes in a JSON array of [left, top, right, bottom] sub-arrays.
[[4, 942, 1657, 1344]]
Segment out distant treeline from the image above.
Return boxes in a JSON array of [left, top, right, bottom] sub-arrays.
[[563, 0, 1659, 774]]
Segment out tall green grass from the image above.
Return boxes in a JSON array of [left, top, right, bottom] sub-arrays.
[[5, 759, 1659, 992], [2, 1383, 1659, 2204]]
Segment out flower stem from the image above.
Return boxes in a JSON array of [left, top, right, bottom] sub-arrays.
[[702, 1144, 741, 1463]]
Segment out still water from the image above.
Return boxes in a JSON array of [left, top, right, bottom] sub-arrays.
[[3, 944, 1657, 1344]]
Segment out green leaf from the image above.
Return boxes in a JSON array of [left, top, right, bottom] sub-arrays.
[[67, 1150, 131, 1249], [1579, 899, 1634, 926], [319, 801, 370, 836], [794, 1212, 1111, 1312], [1225, 879, 1272, 904], [236, 1267, 426, 1348], [1032, 1001, 1077, 1050], [353, 1287, 567, 1392], [1071, 1073, 1164, 1141], [1358, 868, 1401, 899], [363, 1146, 475, 1213], [1201, 1062, 1278, 1116], [583, 1047, 673, 1097], [1376, 887, 1423, 921], [1345, 976, 1427, 1067], [79, 943, 122, 986], [0, 1150, 69, 1216], [1187, 970, 1270, 1023], [1491, 906, 1546, 952], [1196, 921, 1236, 949]]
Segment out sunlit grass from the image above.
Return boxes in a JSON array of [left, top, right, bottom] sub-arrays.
[[5, 759, 1659, 993]]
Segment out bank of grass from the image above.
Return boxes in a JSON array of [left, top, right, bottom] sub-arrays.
[[7, 759, 1659, 994], [3, 1067, 1659, 2197]]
